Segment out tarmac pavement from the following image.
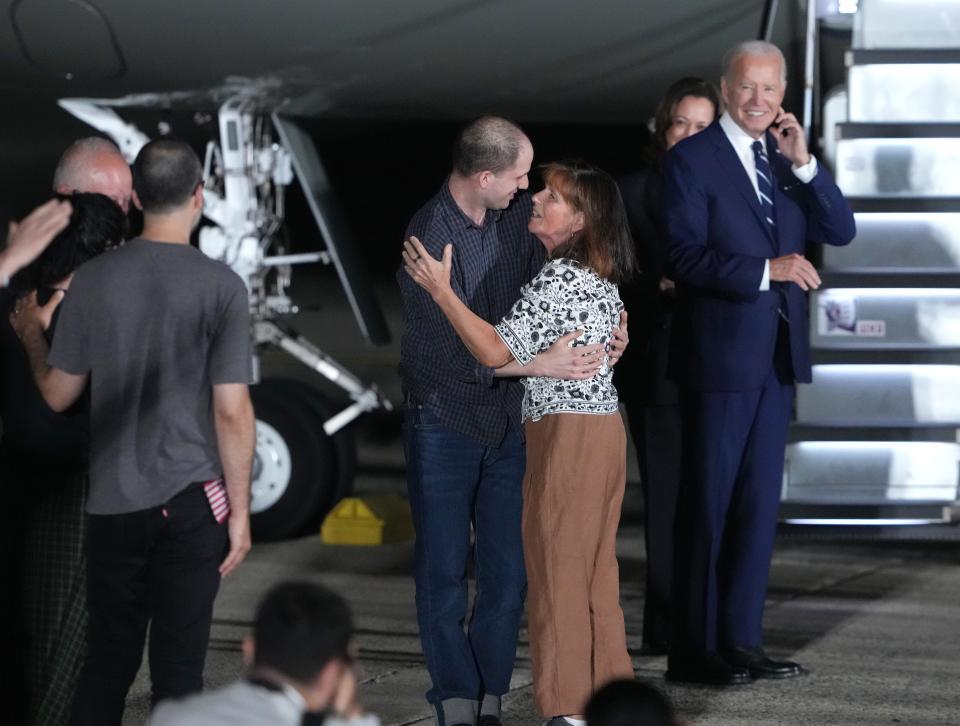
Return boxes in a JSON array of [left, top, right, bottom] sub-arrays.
[[121, 496, 960, 726], [119, 272, 960, 725]]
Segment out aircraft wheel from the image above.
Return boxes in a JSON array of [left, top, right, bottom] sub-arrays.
[[250, 379, 338, 541], [262, 378, 356, 531]]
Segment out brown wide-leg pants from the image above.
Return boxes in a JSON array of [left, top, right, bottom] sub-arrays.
[[523, 412, 634, 717]]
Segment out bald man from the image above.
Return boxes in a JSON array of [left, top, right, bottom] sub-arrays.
[[13, 137, 132, 725], [53, 137, 133, 213]]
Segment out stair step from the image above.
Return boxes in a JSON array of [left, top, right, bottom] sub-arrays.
[[789, 426, 959, 443], [848, 65, 960, 123], [796, 364, 960, 426], [779, 501, 956, 526], [849, 49, 960, 65], [811, 288, 960, 350], [784, 441, 959, 504], [854, 0, 960, 50], [823, 212, 960, 272], [849, 198, 960, 213], [836, 137, 960, 197], [838, 123, 960, 140]]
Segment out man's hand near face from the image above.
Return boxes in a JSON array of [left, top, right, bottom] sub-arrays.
[[771, 107, 811, 168]]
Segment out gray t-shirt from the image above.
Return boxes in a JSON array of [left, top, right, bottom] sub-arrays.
[[49, 238, 253, 515]]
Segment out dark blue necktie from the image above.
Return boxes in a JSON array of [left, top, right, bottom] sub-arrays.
[[751, 140, 776, 230]]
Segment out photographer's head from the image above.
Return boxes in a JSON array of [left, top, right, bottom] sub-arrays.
[[244, 582, 355, 711], [585, 680, 679, 726], [131, 140, 204, 239]]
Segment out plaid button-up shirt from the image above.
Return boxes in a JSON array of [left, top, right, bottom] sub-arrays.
[[398, 181, 544, 447]]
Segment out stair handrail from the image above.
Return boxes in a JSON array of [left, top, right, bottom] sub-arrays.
[[758, 0, 780, 41], [759, 0, 818, 145], [801, 0, 817, 144]]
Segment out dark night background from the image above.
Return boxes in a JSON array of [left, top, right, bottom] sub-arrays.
[[3, 114, 653, 283], [294, 119, 652, 279]]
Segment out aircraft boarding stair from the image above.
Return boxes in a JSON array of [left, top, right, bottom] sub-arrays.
[[781, 0, 960, 525]]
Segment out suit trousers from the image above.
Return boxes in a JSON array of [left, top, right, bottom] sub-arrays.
[[70, 482, 228, 726], [523, 412, 634, 718], [672, 364, 793, 656], [623, 402, 682, 648]]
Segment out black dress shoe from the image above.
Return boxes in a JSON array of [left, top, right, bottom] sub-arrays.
[[723, 646, 802, 679], [477, 717, 502, 726], [666, 652, 750, 686]]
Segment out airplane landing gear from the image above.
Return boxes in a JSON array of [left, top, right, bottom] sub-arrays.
[[250, 378, 355, 540]]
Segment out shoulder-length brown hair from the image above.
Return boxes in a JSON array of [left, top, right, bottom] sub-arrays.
[[542, 161, 636, 284]]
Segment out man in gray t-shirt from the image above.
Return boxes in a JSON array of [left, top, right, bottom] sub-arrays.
[[49, 233, 252, 514], [12, 139, 256, 725]]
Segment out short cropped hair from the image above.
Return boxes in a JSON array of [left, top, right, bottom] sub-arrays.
[[14, 193, 125, 292], [541, 161, 636, 284], [722, 40, 788, 84], [651, 77, 722, 159], [52, 137, 124, 191], [252, 582, 353, 684], [452, 116, 529, 176], [585, 679, 676, 726], [131, 139, 203, 214]]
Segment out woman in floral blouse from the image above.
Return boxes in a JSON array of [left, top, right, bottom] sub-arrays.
[[403, 161, 637, 726]]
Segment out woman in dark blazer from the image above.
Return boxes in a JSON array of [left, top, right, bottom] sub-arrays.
[[616, 77, 721, 654]]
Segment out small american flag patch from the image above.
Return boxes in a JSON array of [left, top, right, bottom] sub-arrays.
[[202, 477, 230, 524]]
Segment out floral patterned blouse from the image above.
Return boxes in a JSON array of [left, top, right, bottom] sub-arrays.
[[495, 258, 623, 422]]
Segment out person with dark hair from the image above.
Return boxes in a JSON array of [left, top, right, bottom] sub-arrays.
[[648, 78, 723, 162], [131, 138, 204, 213], [663, 40, 855, 686], [11, 193, 127, 293], [404, 160, 637, 726], [615, 77, 721, 655], [398, 118, 629, 726], [11, 138, 256, 724], [149, 582, 380, 726], [584, 680, 678, 726], [0, 198, 73, 287], [1, 193, 122, 725], [451, 116, 529, 179]]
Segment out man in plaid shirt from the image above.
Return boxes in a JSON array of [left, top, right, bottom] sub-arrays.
[[398, 117, 627, 726]]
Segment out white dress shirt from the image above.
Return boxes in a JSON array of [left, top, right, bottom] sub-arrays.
[[717, 111, 818, 290]]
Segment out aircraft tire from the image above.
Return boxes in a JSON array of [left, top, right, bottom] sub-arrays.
[[261, 378, 357, 532], [249, 379, 337, 541]]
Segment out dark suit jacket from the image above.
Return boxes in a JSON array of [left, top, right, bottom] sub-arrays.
[[662, 121, 856, 392], [616, 168, 679, 406]]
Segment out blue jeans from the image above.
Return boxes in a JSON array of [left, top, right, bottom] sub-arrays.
[[403, 405, 527, 722]]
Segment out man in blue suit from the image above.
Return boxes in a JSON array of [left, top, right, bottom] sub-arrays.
[[662, 40, 856, 686]]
